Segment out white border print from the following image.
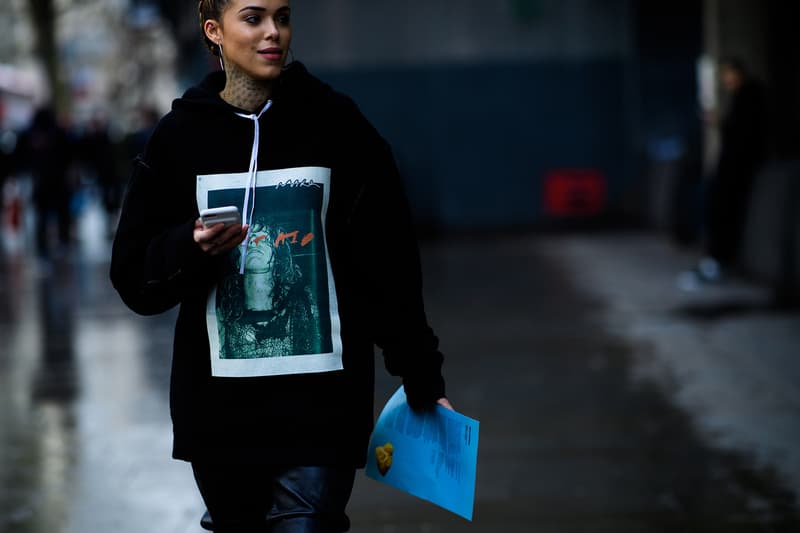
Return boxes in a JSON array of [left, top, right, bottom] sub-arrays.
[[197, 167, 343, 377]]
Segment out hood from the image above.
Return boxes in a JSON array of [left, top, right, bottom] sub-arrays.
[[172, 62, 333, 274], [172, 61, 332, 116]]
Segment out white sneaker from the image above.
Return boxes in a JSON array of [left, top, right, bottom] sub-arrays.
[[697, 257, 722, 282]]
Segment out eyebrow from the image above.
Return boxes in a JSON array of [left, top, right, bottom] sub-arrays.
[[237, 5, 290, 14]]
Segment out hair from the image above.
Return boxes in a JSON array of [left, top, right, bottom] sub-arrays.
[[198, 0, 230, 56]]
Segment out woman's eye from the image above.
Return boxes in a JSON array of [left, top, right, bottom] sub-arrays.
[[276, 14, 290, 25], [244, 15, 261, 24]]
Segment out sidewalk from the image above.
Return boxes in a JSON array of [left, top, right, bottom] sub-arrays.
[[347, 230, 800, 532], [1, 227, 798, 532], [543, 232, 800, 494]]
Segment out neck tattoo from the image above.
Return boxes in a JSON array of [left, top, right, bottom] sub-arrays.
[[220, 64, 274, 113]]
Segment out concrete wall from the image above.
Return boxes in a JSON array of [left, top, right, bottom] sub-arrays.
[[609, 1, 704, 234], [289, 0, 646, 227], [740, 162, 800, 294], [291, 0, 632, 67], [318, 60, 629, 227]]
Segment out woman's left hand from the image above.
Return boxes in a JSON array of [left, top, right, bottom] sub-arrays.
[[437, 397, 454, 411]]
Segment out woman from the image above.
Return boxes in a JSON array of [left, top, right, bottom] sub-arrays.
[[110, 0, 452, 531]]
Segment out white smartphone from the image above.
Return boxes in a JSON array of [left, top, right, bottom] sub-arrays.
[[200, 206, 241, 228]]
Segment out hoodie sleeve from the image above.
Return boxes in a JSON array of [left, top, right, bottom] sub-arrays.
[[346, 108, 446, 409], [110, 124, 215, 316]]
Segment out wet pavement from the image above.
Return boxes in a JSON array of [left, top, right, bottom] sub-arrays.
[[1, 205, 799, 532]]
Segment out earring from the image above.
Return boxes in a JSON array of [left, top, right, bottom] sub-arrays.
[[217, 43, 224, 71]]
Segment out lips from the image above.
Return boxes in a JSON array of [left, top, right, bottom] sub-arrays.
[[258, 47, 283, 61]]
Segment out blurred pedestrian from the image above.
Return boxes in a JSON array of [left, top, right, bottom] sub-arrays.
[[78, 112, 121, 232], [110, 1, 452, 532], [679, 58, 768, 289], [0, 104, 17, 253], [0, 102, 13, 187], [14, 106, 76, 260]]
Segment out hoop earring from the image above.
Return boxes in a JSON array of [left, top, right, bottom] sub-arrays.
[[218, 43, 224, 71], [282, 48, 295, 70]]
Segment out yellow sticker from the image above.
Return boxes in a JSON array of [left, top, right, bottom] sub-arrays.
[[375, 442, 394, 476]]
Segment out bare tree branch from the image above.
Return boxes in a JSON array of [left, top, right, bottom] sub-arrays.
[[27, 0, 69, 112]]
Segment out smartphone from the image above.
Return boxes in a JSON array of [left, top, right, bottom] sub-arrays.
[[200, 206, 241, 228]]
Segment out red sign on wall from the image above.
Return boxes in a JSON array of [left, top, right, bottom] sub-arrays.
[[544, 169, 607, 217]]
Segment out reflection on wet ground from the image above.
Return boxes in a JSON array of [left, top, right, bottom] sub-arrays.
[[0, 254, 198, 533], [0, 230, 799, 532]]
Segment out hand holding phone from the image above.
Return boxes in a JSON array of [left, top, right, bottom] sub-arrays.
[[200, 206, 241, 228], [195, 206, 248, 257]]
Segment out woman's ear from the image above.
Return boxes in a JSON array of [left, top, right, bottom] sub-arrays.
[[204, 19, 222, 46]]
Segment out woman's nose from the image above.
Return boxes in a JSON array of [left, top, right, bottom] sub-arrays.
[[264, 18, 279, 40]]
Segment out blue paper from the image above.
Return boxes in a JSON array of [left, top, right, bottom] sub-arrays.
[[365, 387, 479, 521]]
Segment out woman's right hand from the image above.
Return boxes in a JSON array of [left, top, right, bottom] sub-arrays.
[[193, 218, 249, 256]]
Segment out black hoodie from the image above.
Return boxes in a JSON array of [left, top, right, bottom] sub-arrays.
[[110, 63, 445, 467]]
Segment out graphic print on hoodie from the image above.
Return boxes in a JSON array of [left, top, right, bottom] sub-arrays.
[[197, 166, 343, 377]]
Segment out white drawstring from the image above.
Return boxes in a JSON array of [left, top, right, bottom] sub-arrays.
[[235, 100, 272, 274]]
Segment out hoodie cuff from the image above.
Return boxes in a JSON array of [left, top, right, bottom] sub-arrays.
[[403, 371, 446, 411], [382, 329, 446, 410]]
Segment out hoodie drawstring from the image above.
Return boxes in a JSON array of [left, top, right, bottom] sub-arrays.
[[235, 100, 272, 274]]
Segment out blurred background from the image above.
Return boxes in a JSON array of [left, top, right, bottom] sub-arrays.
[[1, 1, 799, 532]]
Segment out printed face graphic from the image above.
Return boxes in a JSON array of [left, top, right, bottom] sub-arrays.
[[198, 167, 343, 377], [243, 227, 276, 311]]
